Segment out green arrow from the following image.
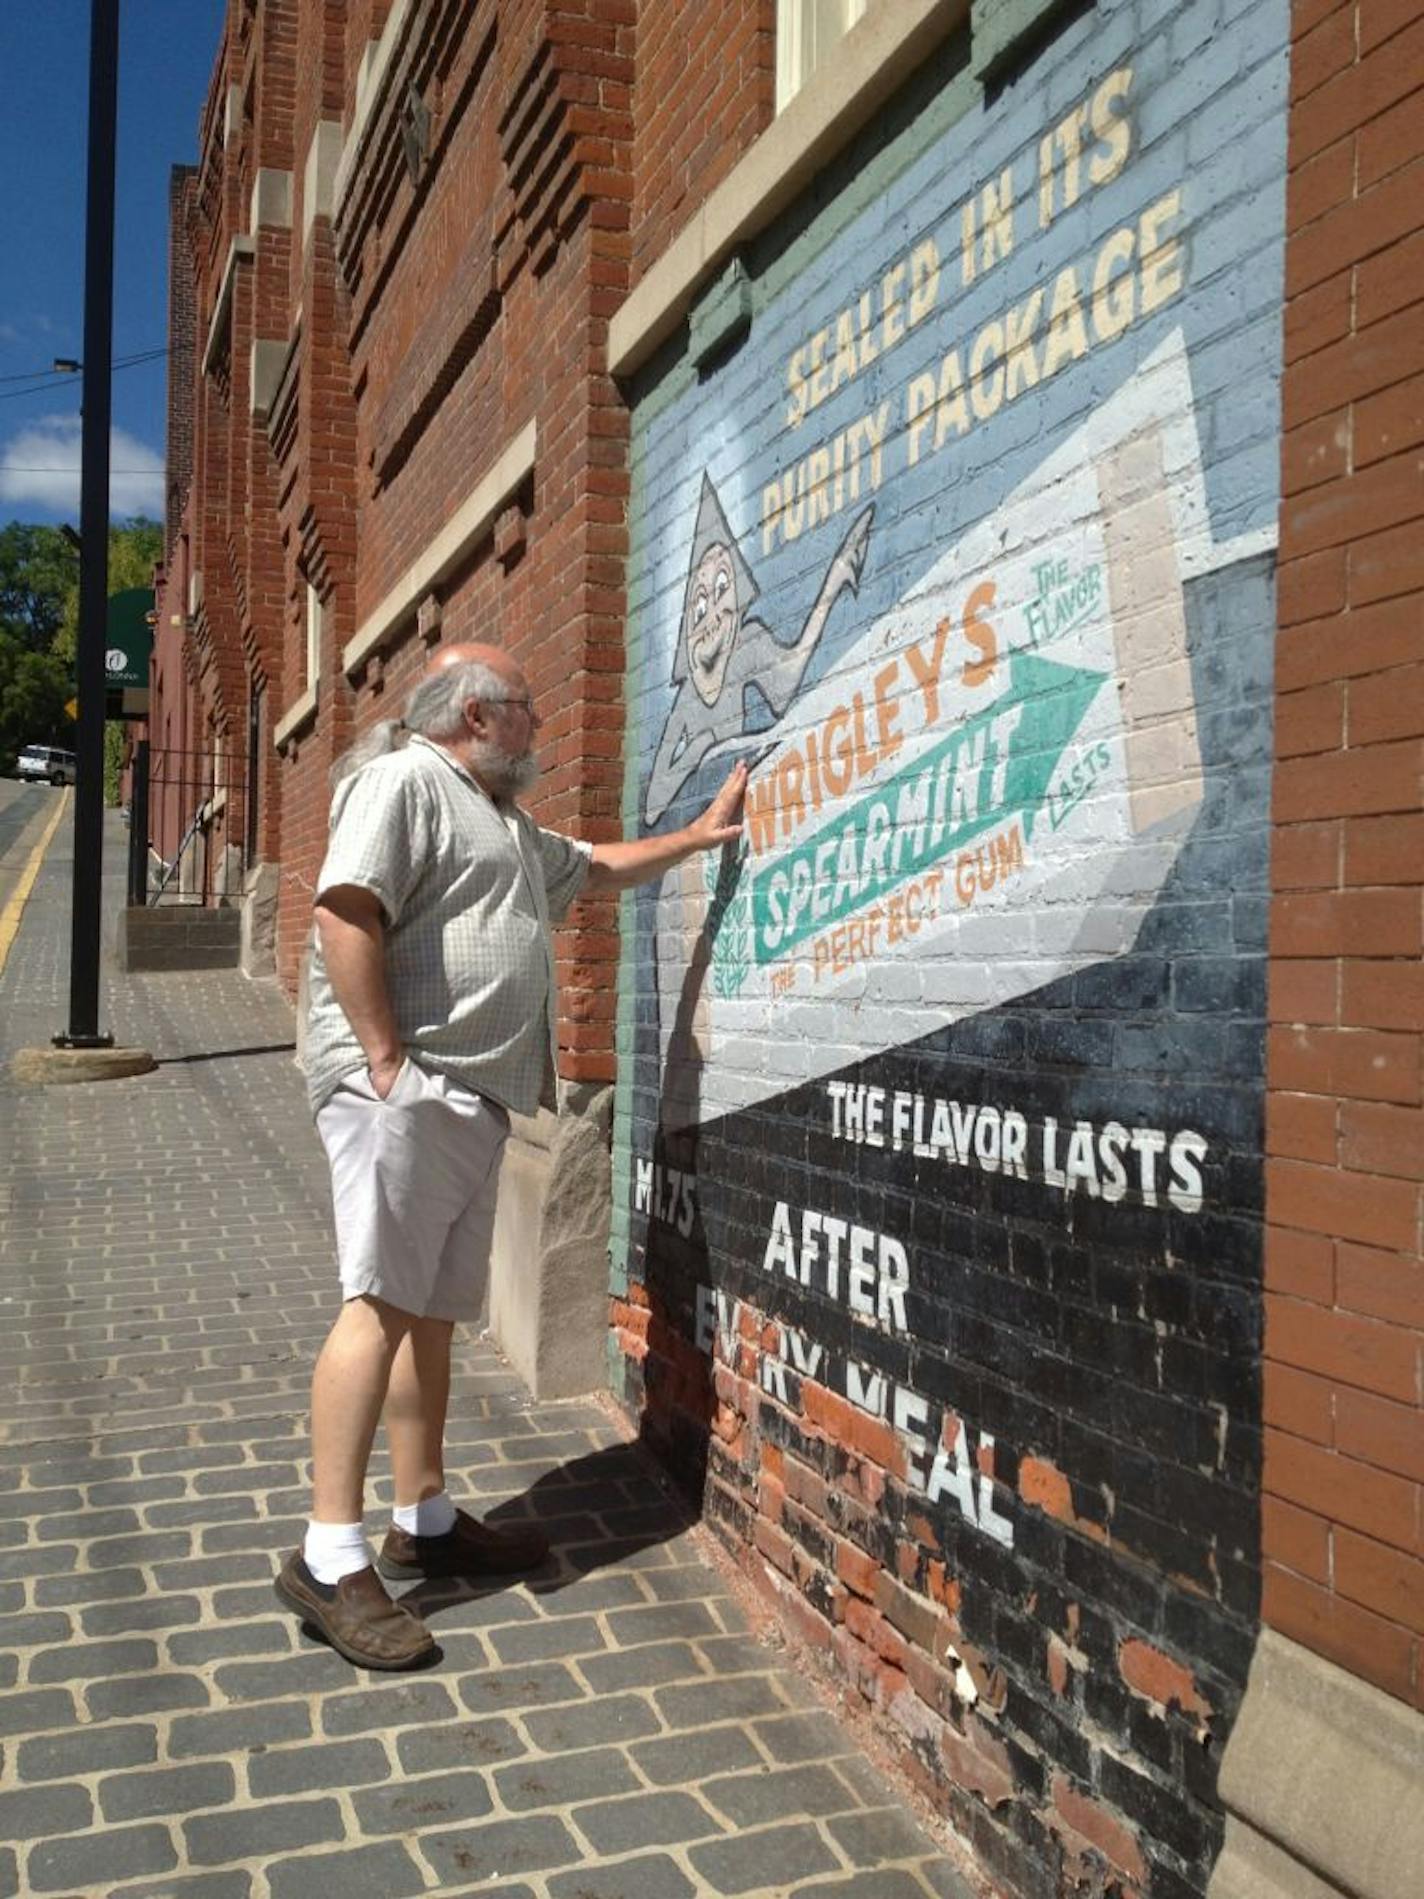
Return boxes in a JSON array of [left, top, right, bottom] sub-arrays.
[[750, 652, 1106, 961], [997, 650, 1109, 844]]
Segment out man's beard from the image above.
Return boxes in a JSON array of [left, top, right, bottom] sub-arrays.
[[469, 735, 539, 799]]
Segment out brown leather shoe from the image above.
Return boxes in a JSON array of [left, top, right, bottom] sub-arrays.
[[274, 1552, 436, 1669], [377, 1507, 551, 1582]]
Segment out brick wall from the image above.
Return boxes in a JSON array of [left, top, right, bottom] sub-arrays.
[[150, 0, 1421, 1883], [1264, 0, 1424, 1711], [629, 0, 775, 288], [616, 1, 1295, 1894], [282, 0, 640, 1042], [164, 167, 199, 552], [160, 0, 646, 1028]]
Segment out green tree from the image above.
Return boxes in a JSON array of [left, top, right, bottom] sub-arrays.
[[53, 516, 162, 666], [0, 515, 164, 782], [0, 523, 75, 652], [0, 521, 75, 772], [48, 518, 163, 801], [0, 638, 71, 773]]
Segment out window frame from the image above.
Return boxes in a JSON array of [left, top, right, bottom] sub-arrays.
[[776, 0, 870, 113]]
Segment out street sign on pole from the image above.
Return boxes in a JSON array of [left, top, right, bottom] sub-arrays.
[[103, 587, 153, 720], [104, 588, 153, 685]]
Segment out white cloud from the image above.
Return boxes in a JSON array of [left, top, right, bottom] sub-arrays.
[[0, 413, 164, 517]]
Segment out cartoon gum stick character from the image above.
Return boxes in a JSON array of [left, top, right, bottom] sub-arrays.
[[1098, 426, 1203, 834], [643, 473, 874, 828]]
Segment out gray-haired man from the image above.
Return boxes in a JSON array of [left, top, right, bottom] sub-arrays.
[[276, 641, 745, 1668]]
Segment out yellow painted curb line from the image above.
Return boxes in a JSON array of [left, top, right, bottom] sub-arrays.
[[0, 790, 71, 980]]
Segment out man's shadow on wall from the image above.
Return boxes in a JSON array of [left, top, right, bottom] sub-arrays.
[[631, 846, 740, 1503]]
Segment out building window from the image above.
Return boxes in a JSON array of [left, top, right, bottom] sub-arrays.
[[777, 0, 869, 112], [305, 582, 322, 688]]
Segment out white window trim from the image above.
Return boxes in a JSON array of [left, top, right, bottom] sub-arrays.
[[342, 418, 537, 678], [608, 0, 967, 381], [210, 730, 228, 818], [777, 0, 870, 114], [305, 583, 323, 690], [273, 684, 317, 755]]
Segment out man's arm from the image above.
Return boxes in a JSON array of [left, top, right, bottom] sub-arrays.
[[584, 761, 747, 895], [313, 884, 405, 1098]]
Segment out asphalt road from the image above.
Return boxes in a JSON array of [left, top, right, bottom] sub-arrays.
[[0, 779, 63, 892]]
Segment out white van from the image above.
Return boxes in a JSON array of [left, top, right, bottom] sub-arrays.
[[16, 745, 77, 786]]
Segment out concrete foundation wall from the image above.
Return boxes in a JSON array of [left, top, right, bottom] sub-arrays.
[[1210, 1629, 1424, 1899], [489, 1082, 614, 1401], [240, 861, 280, 979], [115, 906, 241, 973]]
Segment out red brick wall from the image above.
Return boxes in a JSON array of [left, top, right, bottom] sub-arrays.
[[1265, 0, 1424, 1709], [269, 0, 357, 991], [163, 0, 766, 1044], [164, 167, 199, 550], [287, 0, 639, 1060], [630, 0, 774, 288]]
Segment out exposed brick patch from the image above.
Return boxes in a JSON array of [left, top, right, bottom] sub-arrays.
[[1019, 1457, 1108, 1543], [1050, 1774, 1148, 1890], [1117, 1639, 1213, 1734]]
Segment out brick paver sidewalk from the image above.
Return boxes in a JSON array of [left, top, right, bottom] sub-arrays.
[[0, 804, 977, 1899]]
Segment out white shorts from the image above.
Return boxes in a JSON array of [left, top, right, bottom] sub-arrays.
[[316, 1058, 510, 1322]]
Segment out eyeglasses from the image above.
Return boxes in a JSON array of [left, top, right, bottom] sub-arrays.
[[482, 694, 536, 718]]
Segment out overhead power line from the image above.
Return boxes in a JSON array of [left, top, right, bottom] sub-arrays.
[[0, 345, 168, 384], [0, 348, 171, 403]]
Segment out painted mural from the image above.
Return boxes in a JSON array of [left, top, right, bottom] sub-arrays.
[[618, 2, 1286, 1891]]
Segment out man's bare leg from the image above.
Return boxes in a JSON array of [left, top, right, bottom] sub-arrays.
[[276, 1294, 435, 1668], [385, 1315, 455, 1508], [310, 1294, 413, 1523]]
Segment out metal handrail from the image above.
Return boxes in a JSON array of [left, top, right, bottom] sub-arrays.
[[142, 746, 248, 908]]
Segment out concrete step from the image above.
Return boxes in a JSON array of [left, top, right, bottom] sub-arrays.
[[114, 904, 242, 972]]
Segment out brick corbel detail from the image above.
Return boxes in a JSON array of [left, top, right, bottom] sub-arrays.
[[495, 1, 635, 295]]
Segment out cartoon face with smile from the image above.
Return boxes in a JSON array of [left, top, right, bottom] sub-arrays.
[[686, 543, 738, 706], [643, 469, 872, 828]]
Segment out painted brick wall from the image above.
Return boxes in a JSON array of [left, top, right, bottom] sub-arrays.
[[1263, 0, 1424, 1711], [617, 2, 1292, 1895]]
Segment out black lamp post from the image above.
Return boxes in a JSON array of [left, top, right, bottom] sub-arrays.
[[54, 0, 120, 1051]]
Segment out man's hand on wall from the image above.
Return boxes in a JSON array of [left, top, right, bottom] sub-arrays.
[[585, 761, 748, 895], [685, 760, 748, 853]]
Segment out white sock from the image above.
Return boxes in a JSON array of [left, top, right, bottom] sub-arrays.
[[393, 1491, 457, 1537], [303, 1519, 371, 1585]]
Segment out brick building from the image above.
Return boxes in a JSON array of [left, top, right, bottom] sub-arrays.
[[152, 2, 1422, 1896]]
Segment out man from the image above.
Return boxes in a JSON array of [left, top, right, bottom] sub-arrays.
[[275, 641, 745, 1668]]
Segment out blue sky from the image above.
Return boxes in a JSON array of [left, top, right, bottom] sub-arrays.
[[0, 1, 225, 526]]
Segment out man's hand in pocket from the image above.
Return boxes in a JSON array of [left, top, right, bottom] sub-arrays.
[[368, 1053, 406, 1100]]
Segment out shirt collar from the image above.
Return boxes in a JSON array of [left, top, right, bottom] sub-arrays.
[[407, 732, 509, 810]]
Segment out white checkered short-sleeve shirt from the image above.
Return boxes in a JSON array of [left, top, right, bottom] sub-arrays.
[[304, 735, 591, 1116]]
